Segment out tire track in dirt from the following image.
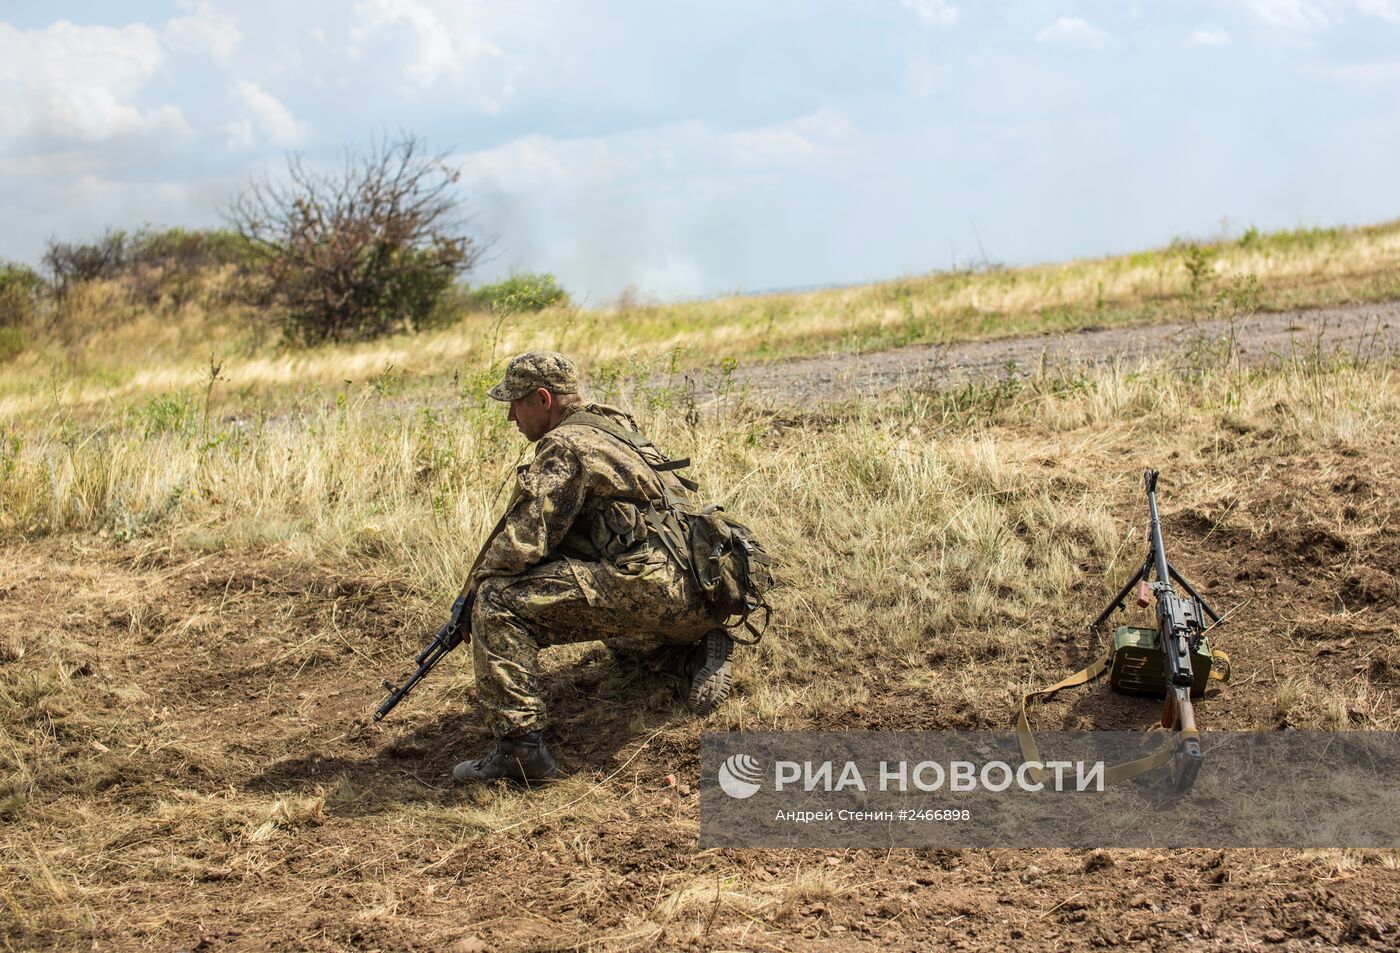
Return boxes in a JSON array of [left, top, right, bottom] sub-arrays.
[[724, 300, 1400, 406]]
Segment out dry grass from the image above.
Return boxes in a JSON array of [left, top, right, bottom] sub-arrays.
[[4, 219, 1400, 421], [2, 227, 1399, 949], [2, 341, 1398, 948]]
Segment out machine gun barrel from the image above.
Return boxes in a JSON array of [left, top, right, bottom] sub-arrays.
[[1145, 469, 1196, 689], [1145, 470, 1171, 598]]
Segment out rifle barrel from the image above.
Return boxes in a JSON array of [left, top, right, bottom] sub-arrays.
[[374, 632, 458, 721]]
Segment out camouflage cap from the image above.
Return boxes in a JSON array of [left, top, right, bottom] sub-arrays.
[[487, 351, 581, 401]]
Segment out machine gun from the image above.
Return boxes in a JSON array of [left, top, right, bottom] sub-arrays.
[[1092, 469, 1224, 791]]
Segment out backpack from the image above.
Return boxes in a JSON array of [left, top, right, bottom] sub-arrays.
[[559, 410, 774, 644]]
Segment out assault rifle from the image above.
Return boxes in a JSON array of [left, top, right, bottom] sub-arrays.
[[1092, 469, 1224, 791], [374, 487, 521, 721], [374, 595, 471, 721]]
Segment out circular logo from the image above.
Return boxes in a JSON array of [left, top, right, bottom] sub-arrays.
[[717, 753, 763, 799]]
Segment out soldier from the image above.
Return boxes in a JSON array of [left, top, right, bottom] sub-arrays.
[[451, 351, 735, 784]]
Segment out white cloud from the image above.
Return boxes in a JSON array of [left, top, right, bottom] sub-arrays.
[[2, 165, 240, 259], [724, 108, 855, 167], [463, 133, 627, 191], [1353, 0, 1400, 19], [1241, 0, 1400, 30], [1190, 27, 1233, 45], [901, 0, 959, 28], [1035, 17, 1112, 48], [0, 149, 114, 182], [163, 1, 241, 66], [454, 107, 861, 298], [723, 126, 819, 167], [0, 20, 190, 149], [790, 107, 857, 142], [224, 80, 307, 147], [348, 0, 503, 90], [461, 108, 854, 194], [1240, 0, 1332, 30], [219, 118, 255, 150]]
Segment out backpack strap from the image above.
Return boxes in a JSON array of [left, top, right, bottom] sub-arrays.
[[558, 410, 772, 643], [558, 411, 700, 494]]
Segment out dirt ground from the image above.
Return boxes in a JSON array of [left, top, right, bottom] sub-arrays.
[[4, 410, 1399, 950], [6, 298, 1400, 950], [726, 300, 1400, 406]]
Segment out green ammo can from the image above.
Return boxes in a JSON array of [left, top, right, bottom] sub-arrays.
[[1108, 626, 1215, 699]]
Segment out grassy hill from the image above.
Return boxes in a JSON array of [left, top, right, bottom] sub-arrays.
[[3, 219, 1400, 420], [2, 220, 1398, 950]]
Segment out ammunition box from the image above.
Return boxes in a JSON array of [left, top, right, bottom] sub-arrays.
[[1108, 626, 1214, 699]]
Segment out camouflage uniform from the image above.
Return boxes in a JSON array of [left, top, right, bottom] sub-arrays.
[[468, 383, 713, 737]]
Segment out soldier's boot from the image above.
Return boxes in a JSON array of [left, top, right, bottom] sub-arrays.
[[684, 627, 735, 715], [452, 730, 558, 784]]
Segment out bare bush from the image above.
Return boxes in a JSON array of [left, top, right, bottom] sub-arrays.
[[223, 135, 479, 344], [43, 230, 129, 297]]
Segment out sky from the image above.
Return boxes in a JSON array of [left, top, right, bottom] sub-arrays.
[[2, 0, 1399, 303]]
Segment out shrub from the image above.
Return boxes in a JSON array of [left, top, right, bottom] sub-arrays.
[[129, 227, 257, 271], [26, 228, 259, 313], [43, 230, 129, 295], [469, 272, 569, 314], [0, 262, 47, 329], [223, 135, 480, 344], [136, 392, 199, 437], [1181, 243, 1216, 299], [0, 327, 25, 364], [125, 227, 259, 309]]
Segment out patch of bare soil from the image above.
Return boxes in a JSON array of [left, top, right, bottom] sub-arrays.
[[3, 431, 1398, 951], [728, 301, 1400, 406]]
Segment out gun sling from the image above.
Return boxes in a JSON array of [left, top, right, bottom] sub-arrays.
[[1016, 648, 1230, 786]]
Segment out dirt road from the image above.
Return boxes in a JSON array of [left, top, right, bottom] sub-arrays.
[[725, 300, 1400, 406]]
